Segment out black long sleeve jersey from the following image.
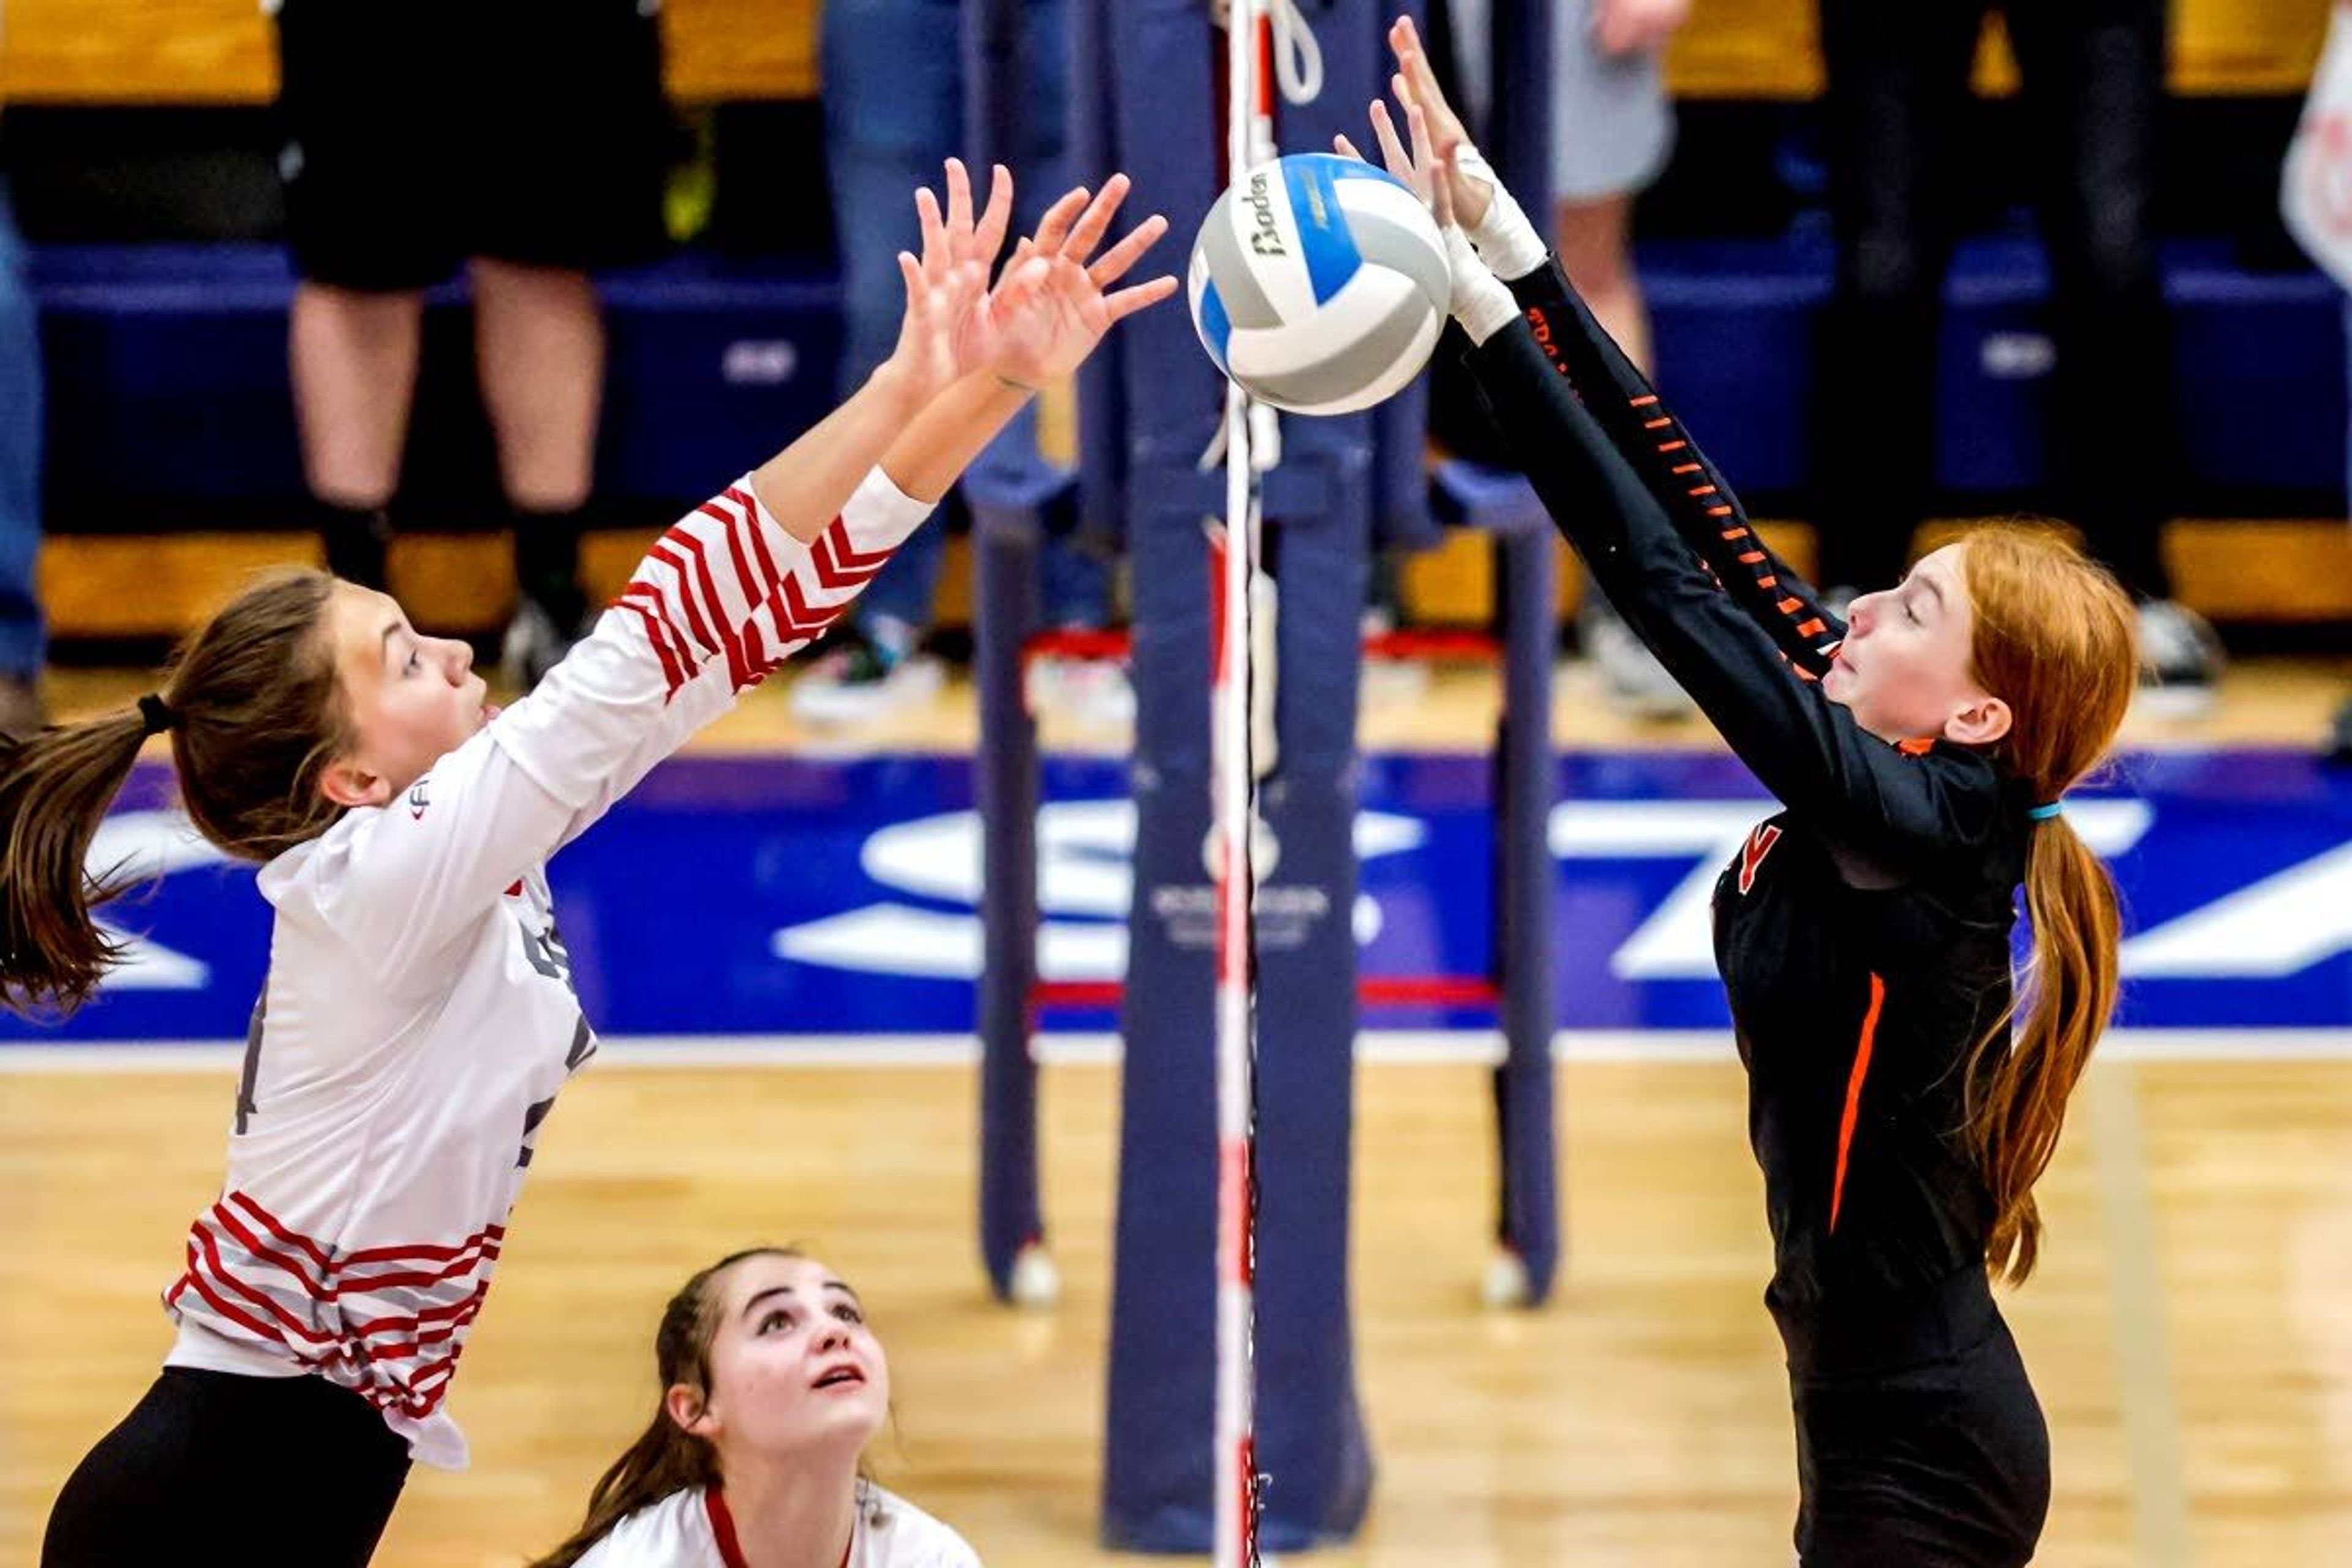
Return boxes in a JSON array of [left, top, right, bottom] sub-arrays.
[[1462, 260, 2041, 1353]]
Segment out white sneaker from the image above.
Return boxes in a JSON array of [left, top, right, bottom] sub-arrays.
[[788, 638, 944, 726], [1583, 597, 1693, 720], [2134, 600, 2225, 719], [1026, 654, 1135, 728]]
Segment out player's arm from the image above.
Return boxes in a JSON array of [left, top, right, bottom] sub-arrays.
[[319, 170, 1175, 970], [535, 170, 1173, 843], [1366, 21, 1843, 676], [1346, 95, 2002, 861], [1454, 270, 2002, 862], [1489, 262, 1844, 678]]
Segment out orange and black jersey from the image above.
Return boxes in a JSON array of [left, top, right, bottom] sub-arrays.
[[1458, 257, 2042, 1347]]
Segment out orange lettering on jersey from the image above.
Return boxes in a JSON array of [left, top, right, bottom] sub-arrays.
[[1738, 823, 1782, 895]]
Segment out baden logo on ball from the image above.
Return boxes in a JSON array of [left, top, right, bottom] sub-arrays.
[[1188, 151, 1450, 416]]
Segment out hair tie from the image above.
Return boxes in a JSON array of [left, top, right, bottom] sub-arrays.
[[2027, 801, 2064, 822], [136, 693, 180, 736]]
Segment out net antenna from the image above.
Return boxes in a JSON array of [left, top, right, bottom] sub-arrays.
[[1206, 2, 1321, 1564]]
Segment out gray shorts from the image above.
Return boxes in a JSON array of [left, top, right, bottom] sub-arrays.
[[1550, 0, 1677, 203]]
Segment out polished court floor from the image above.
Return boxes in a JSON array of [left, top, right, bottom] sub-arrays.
[[4, 656, 2350, 1565]]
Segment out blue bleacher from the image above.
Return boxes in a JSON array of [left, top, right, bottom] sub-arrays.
[[28, 236, 2348, 524]]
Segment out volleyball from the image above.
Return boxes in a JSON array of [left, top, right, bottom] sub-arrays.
[[1187, 151, 1450, 416]]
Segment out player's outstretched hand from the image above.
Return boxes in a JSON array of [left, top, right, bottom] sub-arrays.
[[1336, 93, 1458, 231], [1333, 16, 1490, 230], [884, 157, 1016, 402], [980, 174, 1177, 391]]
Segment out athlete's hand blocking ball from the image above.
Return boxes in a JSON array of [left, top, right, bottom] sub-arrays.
[[1339, 94, 1522, 345], [981, 175, 1176, 391], [1376, 15, 1490, 232], [1339, 94, 1452, 228]]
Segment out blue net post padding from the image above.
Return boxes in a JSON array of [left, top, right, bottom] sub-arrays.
[[1433, 458, 1561, 1304], [1447, 0, 1561, 1304], [968, 0, 1076, 1300], [1076, 0, 1431, 1551]]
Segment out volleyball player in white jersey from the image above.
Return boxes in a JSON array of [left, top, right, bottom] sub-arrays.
[[535, 1249, 976, 1568], [16, 162, 1174, 1568]]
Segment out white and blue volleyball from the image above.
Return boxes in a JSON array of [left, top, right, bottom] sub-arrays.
[[1187, 152, 1450, 417]]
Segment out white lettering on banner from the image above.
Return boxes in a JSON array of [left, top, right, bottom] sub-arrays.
[[775, 797, 2269, 984], [87, 812, 234, 991], [772, 803, 1423, 980], [2120, 839, 2352, 978]]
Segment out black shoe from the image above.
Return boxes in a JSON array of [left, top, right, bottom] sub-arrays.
[[318, 501, 393, 590]]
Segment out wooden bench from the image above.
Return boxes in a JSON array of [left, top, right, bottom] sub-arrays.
[[0, 0, 2327, 107]]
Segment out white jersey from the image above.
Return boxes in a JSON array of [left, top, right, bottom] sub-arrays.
[[573, 1481, 980, 1568], [160, 470, 932, 1469]]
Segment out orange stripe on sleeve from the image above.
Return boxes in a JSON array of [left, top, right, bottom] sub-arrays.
[[1795, 617, 1826, 637], [1671, 463, 1703, 475], [1828, 973, 1887, 1234], [1658, 440, 1687, 453]]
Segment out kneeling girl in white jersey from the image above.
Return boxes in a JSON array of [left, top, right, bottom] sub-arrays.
[[537, 1249, 976, 1568], [18, 162, 1172, 1568]]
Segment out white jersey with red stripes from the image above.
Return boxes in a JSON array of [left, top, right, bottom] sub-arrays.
[[571, 1480, 980, 1568], [161, 469, 932, 1469]]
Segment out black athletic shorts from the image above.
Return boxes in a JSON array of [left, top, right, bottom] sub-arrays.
[[274, 0, 673, 292], [1780, 1273, 2052, 1567], [43, 1367, 413, 1567]]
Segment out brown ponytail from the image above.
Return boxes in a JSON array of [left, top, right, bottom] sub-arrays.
[[0, 569, 347, 1017], [532, 1248, 803, 1568], [1974, 816, 2122, 1281], [1959, 525, 2138, 1284]]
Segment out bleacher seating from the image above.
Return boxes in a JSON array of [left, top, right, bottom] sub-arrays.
[[5, 0, 2345, 638], [28, 235, 2352, 635], [0, 0, 2323, 104]]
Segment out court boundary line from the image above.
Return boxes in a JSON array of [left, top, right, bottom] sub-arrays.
[[3, 1027, 2350, 1072]]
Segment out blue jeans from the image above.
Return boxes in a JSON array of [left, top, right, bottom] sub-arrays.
[[0, 183, 45, 679], [821, 0, 1110, 638]]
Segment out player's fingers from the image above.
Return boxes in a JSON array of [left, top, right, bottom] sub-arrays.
[[1065, 173, 1131, 264], [1089, 213, 1169, 288], [944, 157, 974, 242], [974, 162, 1016, 265], [914, 186, 949, 274], [1031, 186, 1089, 257], [1105, 274, 1179, 322], [1370, 100, 1415, 188]]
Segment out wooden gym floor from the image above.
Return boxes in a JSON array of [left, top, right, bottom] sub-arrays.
[[5, 656, 2351, 1566]]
